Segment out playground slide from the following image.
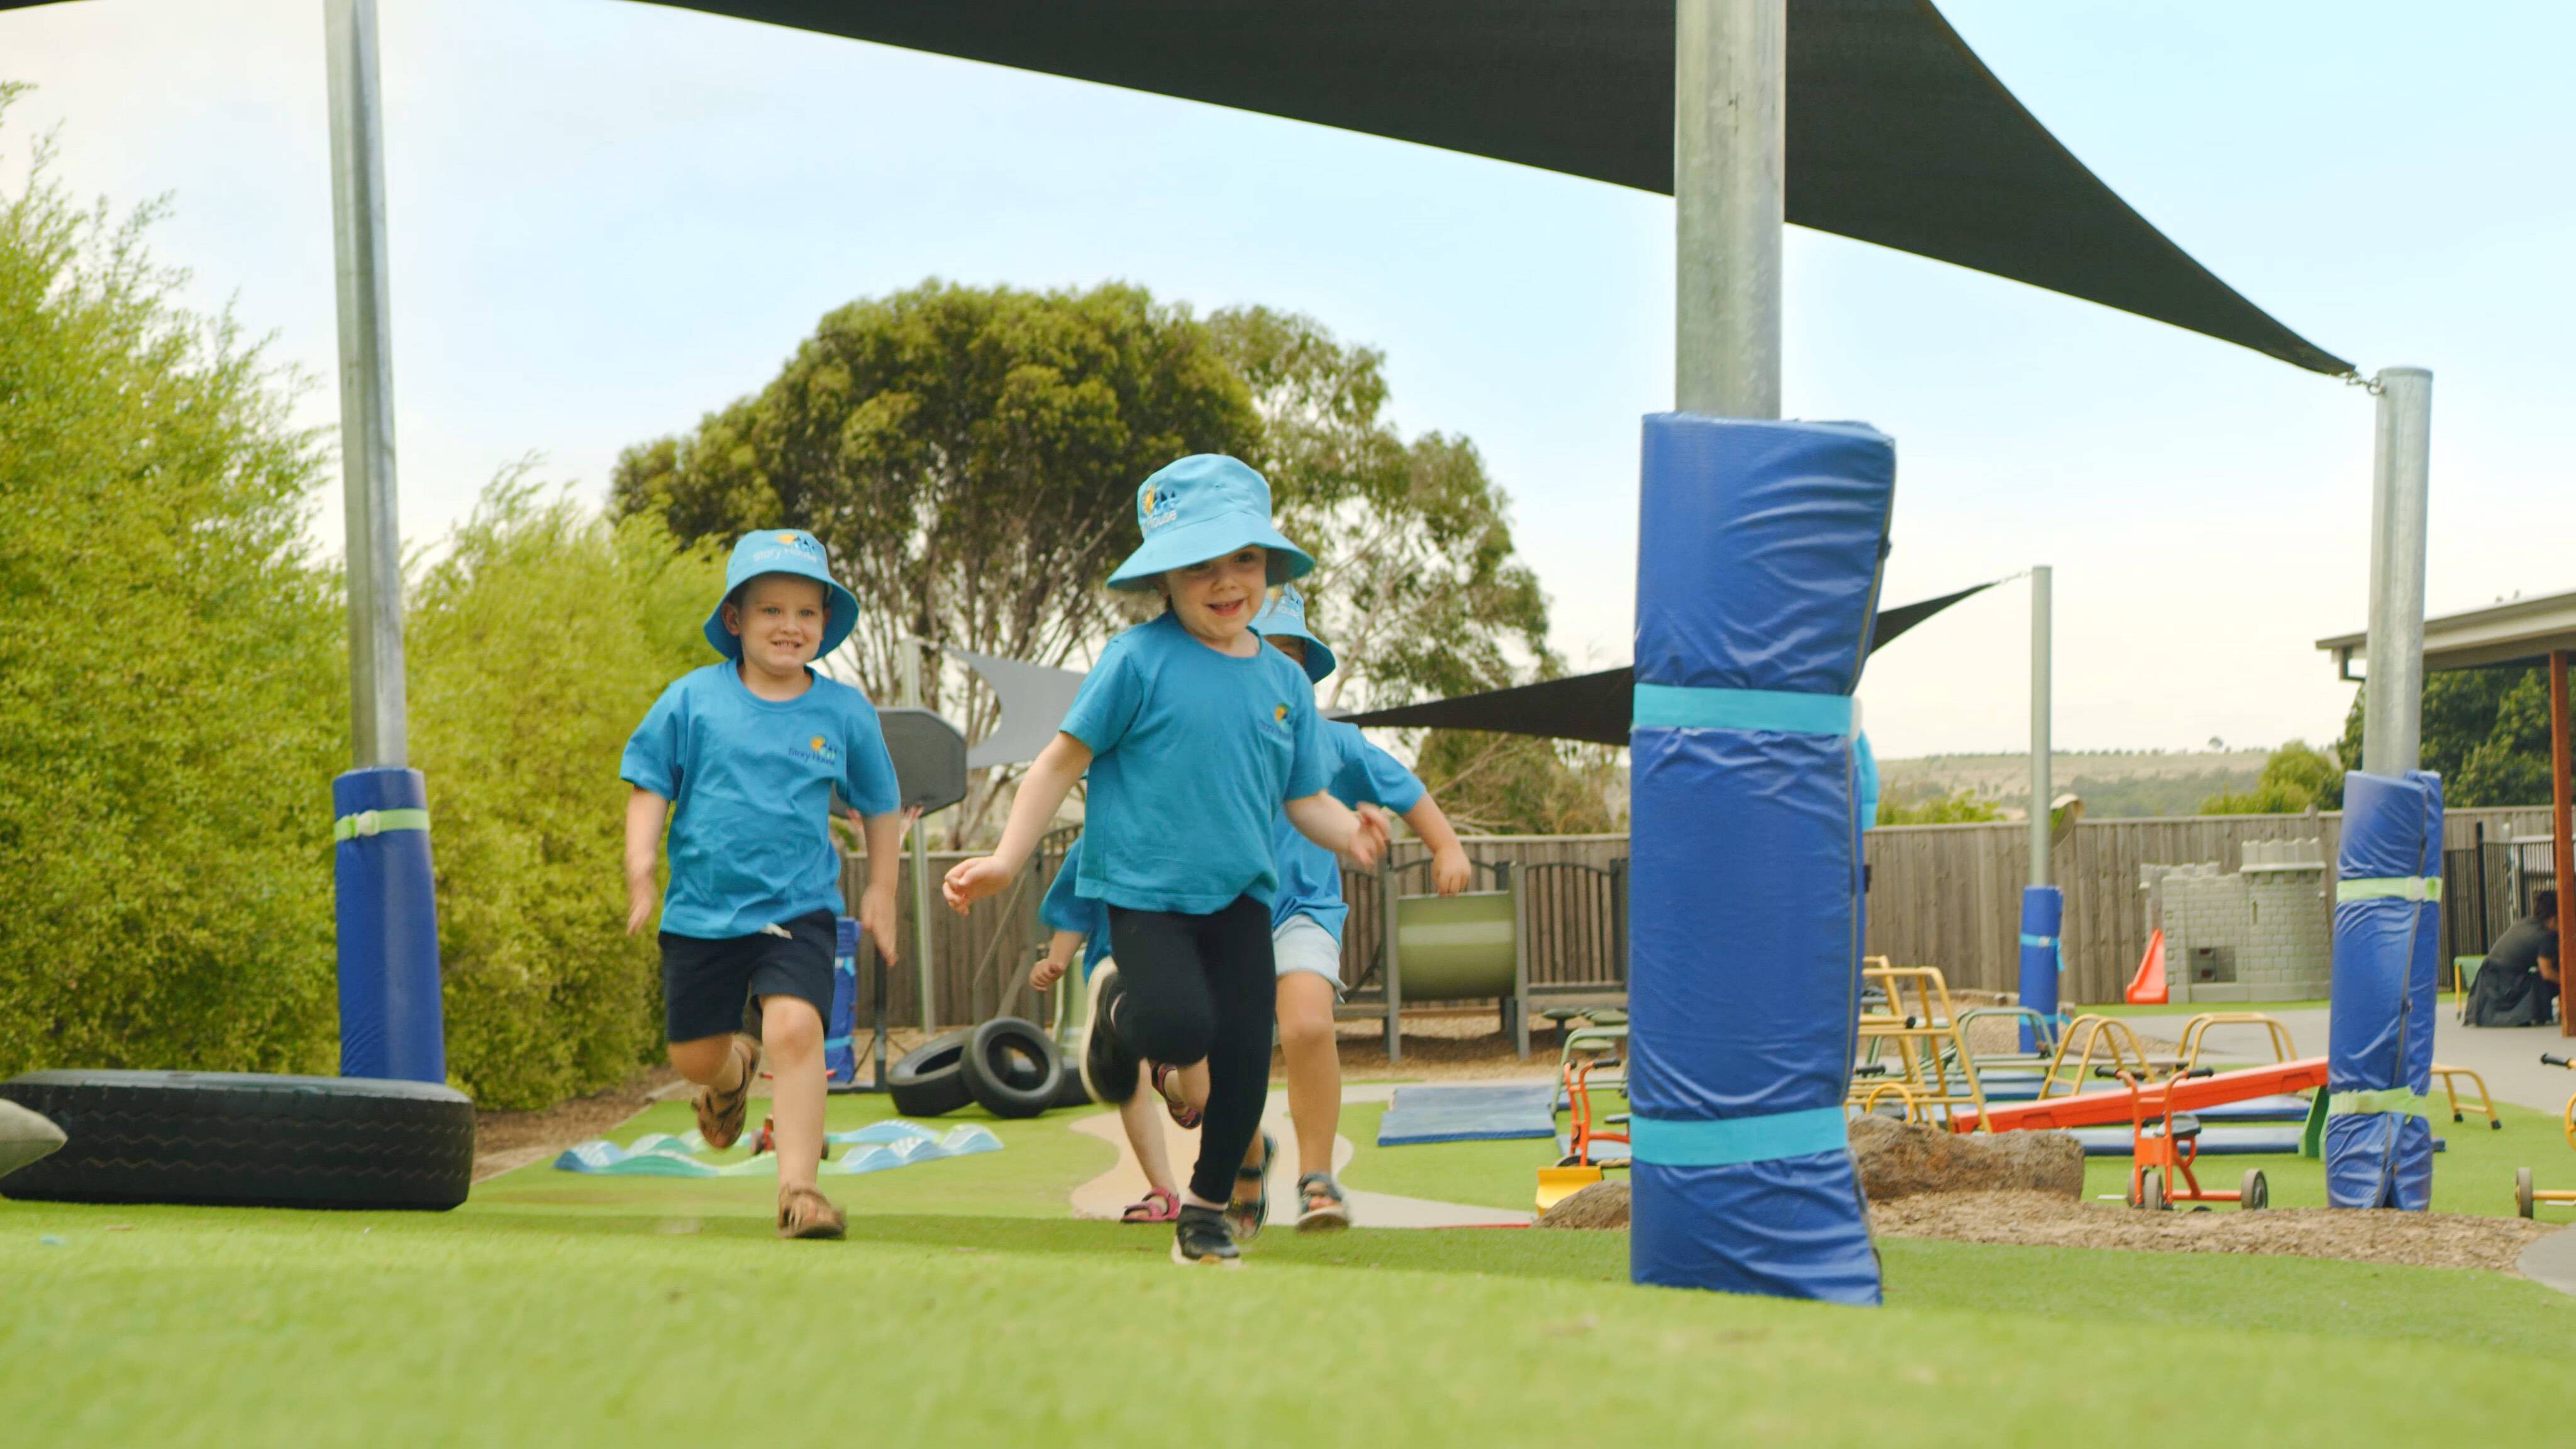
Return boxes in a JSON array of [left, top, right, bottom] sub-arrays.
[[1955, 1057, 2328, 1135], [2124, 928, 2167, 1005]]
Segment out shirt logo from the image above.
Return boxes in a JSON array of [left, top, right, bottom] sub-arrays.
[[1139, 483, 1179, 534], [1274, 703, 1289, 722], [807, 734, 841, 765]]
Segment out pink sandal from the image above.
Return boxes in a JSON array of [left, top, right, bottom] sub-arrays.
[[1150, 1063, 1202, 1129], [1121, 1187, 1182, 1223]]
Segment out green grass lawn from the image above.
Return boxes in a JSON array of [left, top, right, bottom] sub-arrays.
[[8, 1084, 2576, 1444]]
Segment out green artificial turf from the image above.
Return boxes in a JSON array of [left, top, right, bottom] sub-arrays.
[[10, 1080, 2576, 1443]]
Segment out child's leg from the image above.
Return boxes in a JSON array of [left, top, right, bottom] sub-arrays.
[[1106, 906, 1222, 1202], [1189, 897, 1279, 1209], [758, 993, 826, 1191], [668, 1034, 746, 1087], [1119, 1082, 1180, 1196], [1274, 971, 1341, 1179]]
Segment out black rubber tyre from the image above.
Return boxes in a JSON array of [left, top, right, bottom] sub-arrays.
[[961, 1017, 1063, 1119], [1050, 1061, 1095, 1109], [0, 1069, 473, 1211], [887, 1030, 974, 1118]]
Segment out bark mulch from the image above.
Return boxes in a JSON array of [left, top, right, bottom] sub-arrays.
[[1870, 1189, 2553, 1273]]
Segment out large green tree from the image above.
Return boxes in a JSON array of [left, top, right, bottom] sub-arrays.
[[2200, 740, 2341, 814], [0, 91, 345, 1077], [2334, 667, 2568, 807]]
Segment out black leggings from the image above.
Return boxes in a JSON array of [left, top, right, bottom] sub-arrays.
[[1108, 896, 1275, 1205]]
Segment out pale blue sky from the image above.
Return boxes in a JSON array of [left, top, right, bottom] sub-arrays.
[[4, 1, 2567, 758]]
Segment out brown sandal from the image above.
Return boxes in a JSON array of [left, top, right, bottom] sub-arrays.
[[777, 1183, 846, 1240], [694, 1034, 758, 1150]]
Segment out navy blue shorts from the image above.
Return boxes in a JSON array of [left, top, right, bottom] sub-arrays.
[[658, 908, 835, 1043]]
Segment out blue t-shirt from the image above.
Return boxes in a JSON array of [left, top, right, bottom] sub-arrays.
[[1060, 612, 1328, 913], [619, 663, 901, 939], [1271, 721, 1426, 941], [1040, 840, 1114, 975]]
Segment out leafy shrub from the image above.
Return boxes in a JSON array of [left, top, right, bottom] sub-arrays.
[[406, 480, 723, 1108], [0, 92, 345, 1077]]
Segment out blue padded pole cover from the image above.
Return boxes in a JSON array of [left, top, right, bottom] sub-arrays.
[[332, 766, 444, 1082], [1628, 413, 1890, 1305], [2017, 886, 2062, 1053], [2324, 770, 2441, 1209]]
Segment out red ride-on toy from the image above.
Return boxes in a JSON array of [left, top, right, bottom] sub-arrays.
[[2103, 1066, 2269, 1211]]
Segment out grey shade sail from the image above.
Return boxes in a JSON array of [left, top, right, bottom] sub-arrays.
[[635, 0, 2347, 374], [952, 582, 1992, 762], [0, 0, 2343, 370], [951, 647, 1089, 770], [1336, 580, 1995, 744]]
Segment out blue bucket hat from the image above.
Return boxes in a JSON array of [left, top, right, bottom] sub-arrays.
[[703, 529, 860, 660], [1250, 585, 1336, 684], [1105, 454, 1315, 592]]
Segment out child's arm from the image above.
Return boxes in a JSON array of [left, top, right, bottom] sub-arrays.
[[623, 787, 668, 935], [1030, 928, 1085, 992], [943, 731, 1092, 912], [1404, 794, 1472, 895], [856, 808, 908, 965], [1286, 791, 1387, 869]]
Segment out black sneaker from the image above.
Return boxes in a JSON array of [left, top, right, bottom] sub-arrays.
[[1171, 1203, 1240, 1267], [1079, 963, 1139, 1105]]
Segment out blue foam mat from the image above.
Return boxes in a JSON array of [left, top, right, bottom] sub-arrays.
[[1375, 1082, 1558, 1145]]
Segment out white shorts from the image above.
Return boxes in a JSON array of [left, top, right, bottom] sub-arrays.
[[1272, 914, 1343, 993]]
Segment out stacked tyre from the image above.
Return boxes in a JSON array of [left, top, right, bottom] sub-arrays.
[[884, 1018, 1080, 1119]]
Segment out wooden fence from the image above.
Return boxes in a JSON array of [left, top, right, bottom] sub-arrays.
[[841, 811, 2557, 1027]]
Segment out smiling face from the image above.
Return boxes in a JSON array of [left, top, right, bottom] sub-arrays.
[[723, 573, 829, 679], [1162, 547, 1270, 653]]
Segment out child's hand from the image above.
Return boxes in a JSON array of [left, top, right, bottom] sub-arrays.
[[1344, 806, 1390, 870], [1030, 954, 1069, 992], [860, 886, 899, 964], [1430, 843, 1472, 896], [625, 870, 657, 936], [942, 855, 1014, 914]]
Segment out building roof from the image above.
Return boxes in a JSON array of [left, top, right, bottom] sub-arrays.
[[2317, 589, 2576, 676]]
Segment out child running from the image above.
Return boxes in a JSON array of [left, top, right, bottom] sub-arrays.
[[621, 529, 906, 1240], [1030, 838, 1184, 1223], [945, 453, 1386, 1267], [1230, 587, 1471, 1234]]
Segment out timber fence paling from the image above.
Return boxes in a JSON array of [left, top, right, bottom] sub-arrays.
[[837, 809, 2559, 1027]]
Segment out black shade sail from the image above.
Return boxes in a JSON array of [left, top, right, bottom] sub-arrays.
[[2, 0, 2345, 371], [1335, 581, 1994, 743], [637, 0, 2348, 374]]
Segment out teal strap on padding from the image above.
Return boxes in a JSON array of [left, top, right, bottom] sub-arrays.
[[2018, 933, 2057, 949], [1632, 683, 1854, 736], [333, 807, 430, 841], [1629, 1106, 1850, 1167], [2337, 876, 2441, 903], [2328, 1088, 2431, 1119]]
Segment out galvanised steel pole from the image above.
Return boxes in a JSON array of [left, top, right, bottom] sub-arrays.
[[2361, 368, 2433, 775], [2029, 566, 2052, 888], [326, 0, 406, 767], [901, 641, 937, 1033], [1674, 0, 1784, 418]]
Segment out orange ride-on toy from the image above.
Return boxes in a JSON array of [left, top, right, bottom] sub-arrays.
[[2105, 1067, 2269, 1211], [1537, 1030, 1629, 1211], [2514, 1053, 2576, 1218]]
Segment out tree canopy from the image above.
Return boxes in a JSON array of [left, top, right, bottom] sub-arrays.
[[2334, 669, 2568, 808], [2199, 740, 2341, 815]]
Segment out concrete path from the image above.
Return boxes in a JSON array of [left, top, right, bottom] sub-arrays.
[[2518, 1226, 2576, 1296], [1067, 1082, 1531, 1228], [2221, 1008, 2572, 1116]]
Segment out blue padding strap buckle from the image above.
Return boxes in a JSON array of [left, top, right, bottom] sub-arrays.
[[1633, 683, 1855, 736], [2018, 933, 2057, 948], [1629, 1106, 1849, 1167], [2336, 876, 2441, 903]]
